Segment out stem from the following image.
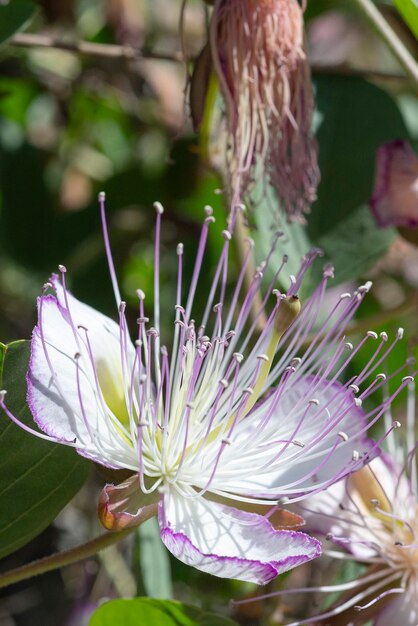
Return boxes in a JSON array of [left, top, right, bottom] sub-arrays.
[[0, 528, 134, 589], [9, 33, 182, 62], [352, 0, 418, 88], [234, 211, 267, 332]]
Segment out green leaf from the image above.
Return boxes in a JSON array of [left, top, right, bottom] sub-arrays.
[[136, 517, 173, 599], [89, 598, 239, 626], [394, 0, 418, 39], [254, 75, 409, 291], [0, 340, 89, 560], [0, 1, 37, 46]]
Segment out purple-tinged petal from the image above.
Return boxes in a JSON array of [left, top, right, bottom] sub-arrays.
[[369, 140, 418, 228], [211, 378, 374, 499], [158, 491, 320, 584], [27, 295, 138, 470], [98, 474, 159, 531]]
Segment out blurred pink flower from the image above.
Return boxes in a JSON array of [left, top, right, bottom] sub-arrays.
[[369, 140, 418, 229]]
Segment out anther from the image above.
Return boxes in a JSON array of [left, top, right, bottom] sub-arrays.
[[394, 541, 403, 547], [221, 230, 232, 241], [161, 346, 168, 356], [77, 325, 88, 331], [323, 264, 334, 279], [58, 264, 67, 273], [340, 293, 352, 300], [285, 366, 296, 373], [243, 387, 254, 395], [233, 352, 244, 363], [0, 390, 7, 403], [137, 317, 150, 324], [282, 254, 289, 263], [293, 440, 305, 448], [98, 191, 106, 202], [135, 339, 142, 347], [257, 354, 269, 362], [137, 289, 145, 300], [43, 282, 53, 291], [222, 438, 232, 446], [345, 342, 354, 351], [213, 303, 223, 312], [177, 243, 184, 255], [74, 352, 81, 360], [139, 374, 147, 384], [376, 373, 386, 381], [402, 376, 414, 384], [349, 384, 359, 393], [352, 450, 360, 462], [392, 421, 401, 429], [380, 332, 388, 342], [371, 499, 380, 508], [153, 201, 164, 214], [291, 357, 302, 367], [147, 328, 159, 337], [367, 331, 378, 339], [219, 379, 229, 388], [358, 281, 372, 293], [397, 328, 404, 339], [289, 275, 296, 285], [119, 301, 126, 313], [354, 398, 363, 407], [138, 420, 149, 427], [186, 402, 194, 410], [338, 431, 349, 442], [204, 205, 213, 216], [309, 398, 320, 406]]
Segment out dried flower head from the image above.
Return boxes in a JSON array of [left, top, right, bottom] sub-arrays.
[[199, 0, 319, 220]]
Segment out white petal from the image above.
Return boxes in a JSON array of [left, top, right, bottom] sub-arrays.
[[207, 378, 373, 498], [159, 490, 320, 584], [27, 294, 137, 469]]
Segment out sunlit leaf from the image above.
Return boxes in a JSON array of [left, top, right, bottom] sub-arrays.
[[89, 598, 239, 626], [0, 340, 89, 559], [394, 0, 418, 38]]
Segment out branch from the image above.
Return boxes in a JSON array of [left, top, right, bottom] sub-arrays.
[[9, 33, 183, 63], [7, 34, 411, 82], [351, 0, 418, 88], [0, 527, 134, 589]]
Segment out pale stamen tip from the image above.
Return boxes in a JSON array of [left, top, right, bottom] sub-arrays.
[[222, 438, 232, 446], [257, 354, 269, 362], [58, 264, 67, 273], [397, 327, 404, 339], [337, 431, 349, 442], [74, 352, 81, 360], [153, 201, 164, 215], [177, 243, 184, 255], [98, 191, 106, 202], [221, 229, 232, 241], [0, 390, 7, 402], [367, 331, 378, 339], [402, 376, 414, 384], [352, 450, 360, 462], [392, 420, 401, 429], [119, 301, 126, 313], [137, 289, 145, 300], [354, 398, 363, 407], [380, 332, 388, 342], [204, 205, 213, 216]]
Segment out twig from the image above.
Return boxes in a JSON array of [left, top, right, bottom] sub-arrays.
[[7, 33, 411, 83], [0, 527, 135, 589], [351, 0, 418, 88], [9, 33, 183, 63]]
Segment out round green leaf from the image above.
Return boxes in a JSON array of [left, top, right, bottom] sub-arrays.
[[89, 598, 239, 626], [0, 1, 37, 46], [0, 340, 90, 559]]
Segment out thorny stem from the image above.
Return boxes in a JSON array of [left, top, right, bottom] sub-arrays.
[[0, 528, 135, 589], [352, 0, 418, 88], [7, 33, 411, 83]]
